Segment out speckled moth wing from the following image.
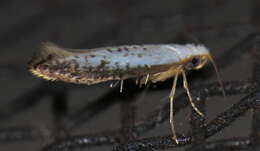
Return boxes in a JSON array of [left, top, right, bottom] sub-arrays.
[[28, 43, 183, 84]]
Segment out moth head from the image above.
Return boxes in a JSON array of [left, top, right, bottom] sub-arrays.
[[184, 55, 209, 70], [184, 53, 226, 97]]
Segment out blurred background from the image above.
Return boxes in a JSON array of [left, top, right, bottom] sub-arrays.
[[0, 0, 258, 151]]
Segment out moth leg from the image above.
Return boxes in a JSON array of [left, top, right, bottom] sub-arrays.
[[110, 81, 120, 88], [181, 70, 204, 117], [120, 80, 124, 93], [135, 79, 139, 85], [150, 69, 177, 83], [144, 74, 150, 85], [169, 74, 179, 144]]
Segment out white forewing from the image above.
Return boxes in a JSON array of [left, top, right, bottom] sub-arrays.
[[71, 45, 181, 70], [62, 44, 209, 71], [165, 44, 209, 60]]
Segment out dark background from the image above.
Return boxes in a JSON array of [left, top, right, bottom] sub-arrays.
[[0, 0, 258, 151]]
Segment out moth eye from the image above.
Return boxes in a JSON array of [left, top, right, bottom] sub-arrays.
[[191, 57, 200, 66], [184, 57, 201, 70]]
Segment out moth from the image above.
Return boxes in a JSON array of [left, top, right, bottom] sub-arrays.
[[28, 42, 224, 143]]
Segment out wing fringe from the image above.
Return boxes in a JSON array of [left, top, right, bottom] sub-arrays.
[[28, 42, 72, 68]]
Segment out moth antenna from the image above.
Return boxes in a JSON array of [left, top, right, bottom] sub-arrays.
[[208, 55, 226, 97]]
